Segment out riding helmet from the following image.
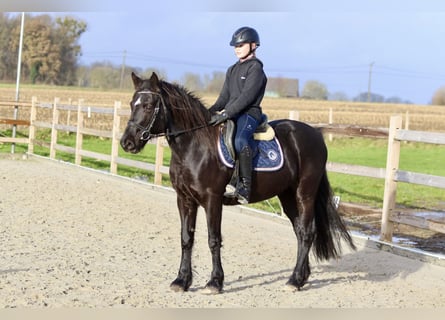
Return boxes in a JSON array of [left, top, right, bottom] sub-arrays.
[[229, 26, 260, 47]]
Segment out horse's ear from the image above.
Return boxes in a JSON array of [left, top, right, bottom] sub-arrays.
[[131, 72, 143, 89], [149, 72, 160, 89]]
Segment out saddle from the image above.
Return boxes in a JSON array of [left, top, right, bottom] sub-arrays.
[[218, 115, 284, 172]]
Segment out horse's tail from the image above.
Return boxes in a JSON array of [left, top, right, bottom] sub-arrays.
[[313, 171, 356, 261]]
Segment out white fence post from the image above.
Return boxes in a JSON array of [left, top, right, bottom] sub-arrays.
[[49, 97, 60, 159], [75, 99, 84, 165], [110, 101, 121, 174], [289, 110, 299, 121], [27, 96, 37, 155], [328, 108, 333, 142], [154, 137, 165, 185]]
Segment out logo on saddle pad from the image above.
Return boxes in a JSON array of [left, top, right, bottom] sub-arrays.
[[217, 121, 284, 172]]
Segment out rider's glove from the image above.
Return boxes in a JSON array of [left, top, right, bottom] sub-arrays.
[[209, 112, 229, 126]]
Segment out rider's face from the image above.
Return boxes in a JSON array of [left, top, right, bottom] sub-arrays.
[[234, 43, 254, 60]]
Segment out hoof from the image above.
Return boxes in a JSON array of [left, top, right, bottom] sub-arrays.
[[170, 279, 190, 292], [285, 282, 301, 292], [201, 285, 222, 295], [170, 283, 186, 293], [285, 278, 305, 291], [202, 279, 223, 294]]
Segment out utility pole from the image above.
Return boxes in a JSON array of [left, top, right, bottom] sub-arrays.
[[367, 61, 375, 102], [11, 12, 25, 154], [119, 50, 127, 90]]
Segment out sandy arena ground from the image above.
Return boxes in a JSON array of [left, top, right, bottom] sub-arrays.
[[0, 156, 444, 308]]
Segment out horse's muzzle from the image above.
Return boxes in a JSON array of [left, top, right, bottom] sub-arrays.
[[120, 132, 140, 153]]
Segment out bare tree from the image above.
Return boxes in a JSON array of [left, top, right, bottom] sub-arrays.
[[301, 80, 328, 100], [329, 91, 349, 101], [181, 72, 203, 91], [204, 71, 225, 93]]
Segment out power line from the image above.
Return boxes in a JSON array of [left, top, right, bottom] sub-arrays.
[[80, 50, 445, 81], [81, 50, 227, 70], [374, 65, 445, 80]]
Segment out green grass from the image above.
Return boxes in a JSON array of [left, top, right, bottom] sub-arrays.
[[252, 137, 445, 213], [2, 130, 444, 212], [0, 129, 171, 185], [326, 137, 445, 210]]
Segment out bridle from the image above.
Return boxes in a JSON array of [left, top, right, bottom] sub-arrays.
[[128, 90, 164, 141], [127, 89, 209, 141]]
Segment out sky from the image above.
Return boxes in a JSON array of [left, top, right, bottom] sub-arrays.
[[3, 0, 445, 104]]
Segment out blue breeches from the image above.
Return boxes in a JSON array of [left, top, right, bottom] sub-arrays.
[[234, 114, 259, 153]]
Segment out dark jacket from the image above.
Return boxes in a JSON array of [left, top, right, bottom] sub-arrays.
[[209, 57, 267, 121]]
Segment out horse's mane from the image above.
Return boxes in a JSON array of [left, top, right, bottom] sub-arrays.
[[159, 80, 215, 145]]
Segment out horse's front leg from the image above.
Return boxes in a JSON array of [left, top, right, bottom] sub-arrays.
[[203, 197, 224, 294], [170, 195, 198, 292]]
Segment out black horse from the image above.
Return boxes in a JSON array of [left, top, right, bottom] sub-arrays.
[[120, 72, 355, 293]]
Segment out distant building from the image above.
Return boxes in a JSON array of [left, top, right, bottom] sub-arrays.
[[265, 77, 299, 98]]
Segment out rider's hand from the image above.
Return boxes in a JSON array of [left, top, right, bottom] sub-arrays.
[[209, 112, 229, 126]]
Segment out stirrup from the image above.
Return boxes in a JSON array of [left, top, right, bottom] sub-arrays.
[[234, 192, 249, 205], [234, 181, 250, 204], [224, 184, 236, 197]]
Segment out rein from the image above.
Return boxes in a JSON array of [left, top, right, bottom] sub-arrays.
[[128, 89, 209, 141]]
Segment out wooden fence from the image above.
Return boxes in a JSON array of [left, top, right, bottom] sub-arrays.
[[380, 115, 445, 240], [0, 97, 169, 183], [0, 100, 31, 145], [1, 98, 444, 243]]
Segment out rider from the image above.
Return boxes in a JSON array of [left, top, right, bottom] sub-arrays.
[[208, 26, 268, 204]]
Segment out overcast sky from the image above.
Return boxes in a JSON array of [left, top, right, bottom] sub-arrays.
[[4, 0, 445, 104]]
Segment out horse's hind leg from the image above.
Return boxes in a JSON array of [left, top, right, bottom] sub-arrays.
[[170, 195, 198, 292], [279, 189, 315, 290], [291, 203, 315, 290]]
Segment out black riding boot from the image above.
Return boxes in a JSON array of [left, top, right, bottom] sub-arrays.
[[234, 146, 252, 204]]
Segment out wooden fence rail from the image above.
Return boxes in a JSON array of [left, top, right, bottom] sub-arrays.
[[1, 99, 444, 244], [0, 101, 32, 145], [380, 115, 445, 241], [25, 97, 170, 185]]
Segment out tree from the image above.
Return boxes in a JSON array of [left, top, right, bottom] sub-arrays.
[[0, 13, 26, 81], [329, 91, 349, 101], [385, 96, 402, 104], [0, 13, 20, 80], [141, 68, 167, 81], [181, 72, 203, 92], [89, 62, 120, 89], [353, 92, 385, 103], [21, 15, 55, 84], [204, 71, 225, 93], [53, 16, 87, 85], [432, 86, 445, 105], [75, 65, 90, 87], [301, 80, 328, 100], [0, 13, 86, 85]]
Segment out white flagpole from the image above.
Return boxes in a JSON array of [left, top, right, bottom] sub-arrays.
[[11, 12, 25, 154]]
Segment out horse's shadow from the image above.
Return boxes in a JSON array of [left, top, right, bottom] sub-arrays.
[[0, 268, 31, 275], [201, 239, 425, 294], [189, 268, 292, 293], [223, 268, 292, 293]]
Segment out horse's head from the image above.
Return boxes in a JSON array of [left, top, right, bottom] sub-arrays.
[[120, 72, 167, 153]]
